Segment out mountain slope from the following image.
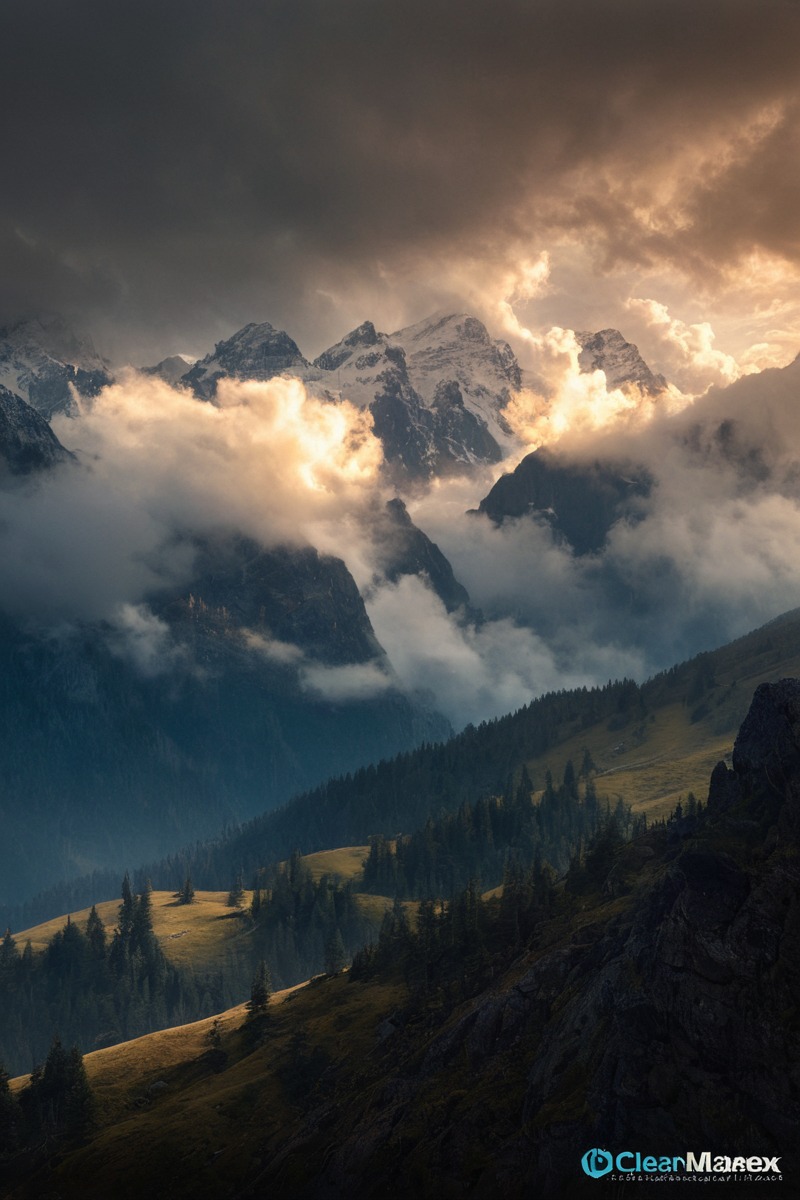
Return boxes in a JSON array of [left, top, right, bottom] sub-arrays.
[[7, 678, 798, 1199], [181, 322, 310, 399], [177, 312, 524, 481], [0, 385, 74, 476], [12, 602, 798, 937], [0, 536, 448, 909], [476, 445, 653, 554], [576, 327, 668, 395], [312, 315, 512, 480]]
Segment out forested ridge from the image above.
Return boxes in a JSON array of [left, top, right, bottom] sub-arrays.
[[0, 859, 379, 1078], [2, 676, 648, 931], [5, 602, 800, 939]]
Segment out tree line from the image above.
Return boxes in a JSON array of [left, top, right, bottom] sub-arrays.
[[361, 758, 643, 898], [2, 676, 649, 931]]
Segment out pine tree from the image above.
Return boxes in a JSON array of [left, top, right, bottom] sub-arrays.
[[178, 875, 195, 906], [0, 928, 17, 970], [246, 960, 272, 1018], [64, 1046, 94, 1134], [227, 873, 245, 908], [204, 1018, 227, 1072], [119, 872, 135, 938], [132, 885, 154, 951], [85, 905, 107, 958]]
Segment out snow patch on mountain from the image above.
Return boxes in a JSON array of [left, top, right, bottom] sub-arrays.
[[181, 322, 311, 399], [0, 315, 112, 419]]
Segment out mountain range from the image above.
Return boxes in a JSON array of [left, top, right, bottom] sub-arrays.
[[3, 307, 799, 907], [2, 303, 799, 1197]]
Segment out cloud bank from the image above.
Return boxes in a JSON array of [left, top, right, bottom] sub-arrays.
[[413, 353, 800, 689], [3, 0, 800, 365], [4, 344, 800, 731], [0, 373, 382, 624]]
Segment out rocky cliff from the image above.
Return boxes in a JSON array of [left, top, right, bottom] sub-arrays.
[[267, 681, 800, 1198], [0, 385, 74, 476]]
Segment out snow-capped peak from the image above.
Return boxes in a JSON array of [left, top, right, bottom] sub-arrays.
[[576, 328, 667, 396], [181, 321, 310, 400]]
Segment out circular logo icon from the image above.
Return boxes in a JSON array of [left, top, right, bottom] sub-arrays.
[[581, 1148, 614, 1178]]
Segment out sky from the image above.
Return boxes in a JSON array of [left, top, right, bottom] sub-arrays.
[[4, 0, 800, 730], [3, 0, 800, 376]]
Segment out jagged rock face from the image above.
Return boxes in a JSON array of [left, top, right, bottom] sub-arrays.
[[157, 534, 385, 666], [173, 315, 666, 486], [311, 311, 521, 479], [0, 315, 112, 419], [181, 321, 310, 399], [394, 312, 519, 445], [477, 446, 652, 554], [369, 498, 471, 613], [0, 384, 74, 475], [314, 319, 382, 373], [178, 318, 669, 484], [364, 347, 440, 480], [576, 328, 667, 396], [311, 316, 510, 480]]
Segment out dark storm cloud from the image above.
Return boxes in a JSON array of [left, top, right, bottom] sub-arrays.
[[3, 0, 800, 356]]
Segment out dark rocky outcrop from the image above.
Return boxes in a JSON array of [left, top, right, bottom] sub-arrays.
[[0, 535, 449, 907], [157, 533, 385, 667], [263, 681, 800, 1198], [369, 498, 471, 613], [477, 446, 653, 555], [0, 384, 74, 475]]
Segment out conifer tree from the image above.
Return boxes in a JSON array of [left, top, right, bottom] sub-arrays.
[[119, 872, 135, 939], [178, 875, 195, 905], [85, 905, 106, 958], [0, 928, 17, 970], [132, 885, 154, 951], [227, 873, 245, 908], [246, 959, 272, 1018], [64, 1045, 94, 1134]]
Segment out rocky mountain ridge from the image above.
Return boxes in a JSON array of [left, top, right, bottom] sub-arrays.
[[0, 316, 111, 419], [1, 311, 671, 487], [0, 530, 450, 908], [0, 385, 74, 476], [576, 327, 668, 396]]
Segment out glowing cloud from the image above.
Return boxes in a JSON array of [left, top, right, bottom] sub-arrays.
[[0, 372, 384, 627], [57, 371, 383, 548], [627, 298, 746, 394], [501, 326, 667, 454]]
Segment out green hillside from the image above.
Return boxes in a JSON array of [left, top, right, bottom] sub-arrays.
[[5, 672, 799, 1198], [140, 604, 800, 888]]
